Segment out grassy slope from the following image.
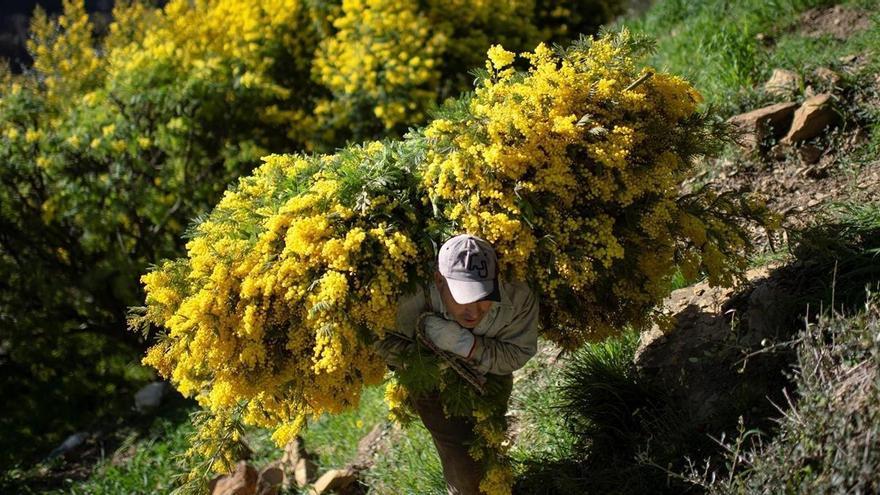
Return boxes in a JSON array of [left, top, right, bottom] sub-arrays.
[[23, 0, 879, 493], [626, 0, 879, 115]]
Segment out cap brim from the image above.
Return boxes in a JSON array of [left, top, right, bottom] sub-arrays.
[[446, 278, 500, 304]]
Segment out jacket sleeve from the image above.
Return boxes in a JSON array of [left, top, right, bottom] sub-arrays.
[[467, 285, 539, 375], [372, 289, 424, 368]]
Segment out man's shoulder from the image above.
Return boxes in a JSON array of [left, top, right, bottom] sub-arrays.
[[500, 279, 536, 309], [397, 285, 428, 316]]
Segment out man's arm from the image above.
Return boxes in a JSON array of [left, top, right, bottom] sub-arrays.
[[468, 285, 539, 375], [372, 288, 425, 368], [373, 331, 415, 369]]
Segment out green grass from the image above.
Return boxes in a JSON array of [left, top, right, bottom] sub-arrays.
[[362, 423, 445, 495], [49, 382, 446, 495], [36, 405, 196, 495], [508, 343, 577, 465], [621, 0, 878, 116]]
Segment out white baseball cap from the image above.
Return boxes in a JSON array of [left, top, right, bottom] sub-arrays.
[[438, 234, 500, 304]]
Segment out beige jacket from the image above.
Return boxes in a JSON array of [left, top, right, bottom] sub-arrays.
[[374, 279, 539, 375]]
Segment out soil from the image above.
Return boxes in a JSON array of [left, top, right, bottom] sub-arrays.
[[799, 4, 872, 40], [706, 138, 880, 232]]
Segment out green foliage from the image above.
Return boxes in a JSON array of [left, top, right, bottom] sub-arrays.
[[693, 295, 880, 493], [508, 345, 577, 464], [297, 386, 389, 470], [514, 331, 676, 494], [556, 330, 649, 454], [0, 0, 626, 471], [55, 413, 196, 495]]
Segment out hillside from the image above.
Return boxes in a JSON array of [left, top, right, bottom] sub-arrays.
[[2, 0, 878, 494]]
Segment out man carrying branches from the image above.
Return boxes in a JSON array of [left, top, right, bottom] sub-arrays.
[[375, 234, 540, 494]]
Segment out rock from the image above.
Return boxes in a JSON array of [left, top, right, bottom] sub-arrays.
[[814, 67, 841, 86], [278, 436, 317, 488], [280, 436, 307, 469], [295, 457, 318, 487], [764, 68, 800, 97], [781, 93, 840, 145], [212, 461, 258, 495], [309, 468, 358, 495], [47, 432, 89, 460], [798, 144, 823, 165], [351, 423, 387, 470], [134, 381, 168, 413], [256, 461, 285, 495], [754, 32, 774, 46], [635, 265, 796, 425], [803, 85, 816, 98], [727, 102, 799, 150]]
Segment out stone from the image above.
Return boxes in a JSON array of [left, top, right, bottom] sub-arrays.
[[309, 468, 358, 495], [635, 264, 800, 428], [280, 436, 307, 469], [47, 432, 89, 460], [212, 461, 258, 495], [727, 102, 799, 150], [781, 93, 840, 145], [814, 67, 841, 86], [764, 68, 800, 97], [134, 381, 168, 413], [278, 436, 317, 488], [295, 457, 318, 487], [351, 423, 386, 470], [256, 461, 285, 495]]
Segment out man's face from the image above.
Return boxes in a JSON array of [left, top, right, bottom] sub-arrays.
[[434, 271, 494, 329]]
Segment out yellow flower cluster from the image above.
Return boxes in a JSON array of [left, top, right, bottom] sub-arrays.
[[139, 142, 423, 468], [312, 0, 539, 141], [137, 30, 767, 491], [104, 0, 320, 145], [421, 29, 748, 346], [314, 0, 444, 130], [28, 0, 102, 103], [19, 0, 623, 171]]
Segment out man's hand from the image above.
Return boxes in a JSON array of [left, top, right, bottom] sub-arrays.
[[423, 315, 476, 359]]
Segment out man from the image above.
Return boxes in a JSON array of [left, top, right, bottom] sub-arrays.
[[375, 234, 539, 494]]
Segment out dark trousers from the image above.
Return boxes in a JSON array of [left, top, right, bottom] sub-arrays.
[[410, 374, 513, 495]]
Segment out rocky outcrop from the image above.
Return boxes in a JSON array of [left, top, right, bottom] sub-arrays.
[[309, 468, 359, 495], [781, 93, 840, 144], [728, 102, 798, 149], [635, 264, 799, 426]]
